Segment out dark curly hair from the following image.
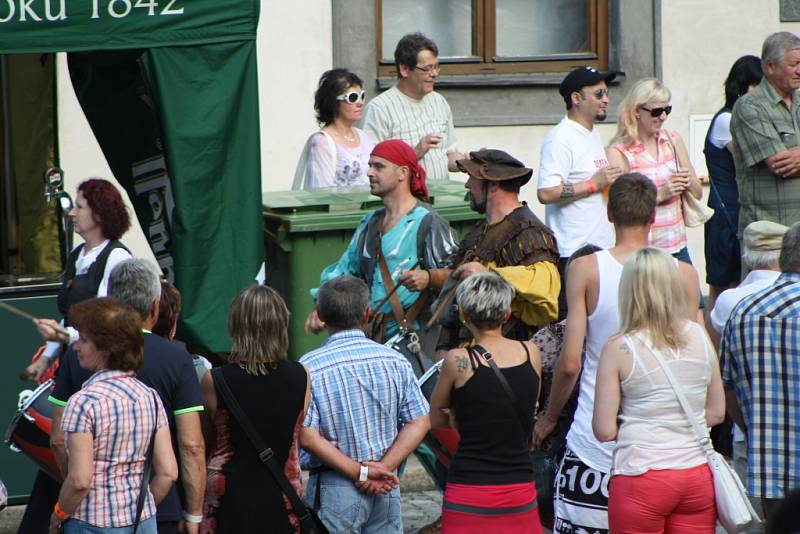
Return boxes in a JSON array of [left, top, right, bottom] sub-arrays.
[[314, 68, 364, 126], [394, 32, 438, 77], [78, 178, 131, 240]]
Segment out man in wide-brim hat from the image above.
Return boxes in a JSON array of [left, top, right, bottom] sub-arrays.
[[399, 148, 560, 349]]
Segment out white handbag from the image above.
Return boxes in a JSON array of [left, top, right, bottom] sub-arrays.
[[666, 133, 715, 227], [639, 335, 761, 533]]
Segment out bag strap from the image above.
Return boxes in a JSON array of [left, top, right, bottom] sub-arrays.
[[133, 391, 160, 531], [211, 368, 320, 529], [376, 232, 409, 330], [631, 334, 715, 457], [469, 345, 531, 447]]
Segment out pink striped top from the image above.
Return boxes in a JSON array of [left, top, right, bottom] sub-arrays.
[[610, 130, 687, 253], [62, 370, 168, 528]]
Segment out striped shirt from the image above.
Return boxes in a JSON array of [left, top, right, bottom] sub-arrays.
[[610, 130, 687, 253], [361, 85, 458, 181], [61, 370, 168, 528], [299, 330, 429, 469], [720, 273, 800, 498]]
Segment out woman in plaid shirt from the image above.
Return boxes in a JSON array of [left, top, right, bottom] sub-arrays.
[[49, 298, 178, 533]]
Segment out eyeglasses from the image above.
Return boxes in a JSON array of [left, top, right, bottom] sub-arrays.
[[336, 90, 366, 104], [640, 105, 672, 117], [414, 64, 441, 74]]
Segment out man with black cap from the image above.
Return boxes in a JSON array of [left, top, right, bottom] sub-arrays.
[[408, 149, 560, 349], [538, 67, 623, 317]]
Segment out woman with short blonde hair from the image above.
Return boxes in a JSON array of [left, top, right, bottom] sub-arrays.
[[593, 248, 725, 532]]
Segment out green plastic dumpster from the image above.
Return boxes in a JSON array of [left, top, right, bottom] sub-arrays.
[[263, 181, 481, 361], [0, 279, 60, 503]]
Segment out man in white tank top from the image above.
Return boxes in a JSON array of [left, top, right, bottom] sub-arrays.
[[533, 173, 701, 533]]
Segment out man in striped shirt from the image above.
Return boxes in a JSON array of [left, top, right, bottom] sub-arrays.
[[361, 32, 465, 181], [720, 222, 800, 529], [300, 275, 430, 533]]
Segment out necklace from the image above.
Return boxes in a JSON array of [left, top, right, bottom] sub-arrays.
[[330, 124, 357, 143]]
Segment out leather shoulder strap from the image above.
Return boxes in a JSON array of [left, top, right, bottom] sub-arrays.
[[211, 368, 320, 527]]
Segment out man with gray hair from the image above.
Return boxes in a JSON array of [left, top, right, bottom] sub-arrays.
[[721, 222, 800, 529], [40, 258, 206, 534], [709, 220, 787, 343], [730, 31, 800, 235], [299, 275, 430, 533]]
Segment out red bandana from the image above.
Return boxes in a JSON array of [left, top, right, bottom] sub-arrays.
[[371, 140, 428, 199]]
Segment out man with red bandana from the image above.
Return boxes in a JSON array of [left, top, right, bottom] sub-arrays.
[[305, 139, 457, 342]]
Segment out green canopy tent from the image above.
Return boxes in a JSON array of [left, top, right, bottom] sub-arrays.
[[0, 0, 264, 353]]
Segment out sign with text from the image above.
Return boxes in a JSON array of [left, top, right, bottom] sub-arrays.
[[0, 0, 258, 53]]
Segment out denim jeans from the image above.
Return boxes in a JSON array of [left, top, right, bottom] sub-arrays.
[[306, 470, 402, 533], [62, 515, 157, 534]]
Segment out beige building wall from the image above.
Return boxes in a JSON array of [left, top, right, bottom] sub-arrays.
[[54, 1, 799, 289], [258, 0, 332, 192]]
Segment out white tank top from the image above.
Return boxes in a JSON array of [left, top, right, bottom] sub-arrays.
[[613, 323, 712, 475], [566, 249, 621, 472]]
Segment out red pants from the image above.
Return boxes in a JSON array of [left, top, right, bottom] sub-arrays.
[[608, 464, 717, 534]]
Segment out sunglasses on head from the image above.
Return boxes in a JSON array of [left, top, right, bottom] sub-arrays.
[[337, 90, 366, 104], [640, 105, 672, 117]]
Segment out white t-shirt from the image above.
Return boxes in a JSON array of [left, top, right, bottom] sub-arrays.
[[709, 111, 732, 150], [360, 85, 458, 181], [538, 117, 615, 257], [709, 269, 780, 334]]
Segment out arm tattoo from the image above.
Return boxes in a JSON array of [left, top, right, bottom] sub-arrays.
[[560, 182, 575, 199], [455, 355, 470, 373]]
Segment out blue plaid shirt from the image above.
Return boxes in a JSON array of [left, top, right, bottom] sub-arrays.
[[299, 330, 429, 469], [720, 272, 800, 499]]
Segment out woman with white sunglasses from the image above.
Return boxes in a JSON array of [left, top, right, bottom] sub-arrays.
[[294, 68, 375, 189]]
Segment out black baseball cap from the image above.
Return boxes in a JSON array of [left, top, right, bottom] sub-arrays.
[[559, 66, 617, 105]]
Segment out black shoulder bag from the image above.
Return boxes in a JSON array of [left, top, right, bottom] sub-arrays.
[[211, 368, 329, 534], [469, 346, 554, 515]]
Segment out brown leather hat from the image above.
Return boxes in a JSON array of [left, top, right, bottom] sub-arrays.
[[456, 149, 533, 183]]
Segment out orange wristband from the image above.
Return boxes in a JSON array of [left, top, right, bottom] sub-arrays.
[[54, 502, 69, 521], [584, 178, 597, 195]]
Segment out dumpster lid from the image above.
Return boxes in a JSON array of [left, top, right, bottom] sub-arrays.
[[262, 181, 469, 214]]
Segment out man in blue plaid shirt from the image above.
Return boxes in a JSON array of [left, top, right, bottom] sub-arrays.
[[299, 275, 430, 533], [721, 222, 800, 527]]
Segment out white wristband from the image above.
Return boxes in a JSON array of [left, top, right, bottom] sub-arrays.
[[182, 511, 203, 524], [358, 464, 369, 482]]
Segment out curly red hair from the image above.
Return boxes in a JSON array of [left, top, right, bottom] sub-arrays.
[[78, 179, 131, 240]]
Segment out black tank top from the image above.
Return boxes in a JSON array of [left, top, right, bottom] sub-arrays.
[[448, 342, 540, 485]]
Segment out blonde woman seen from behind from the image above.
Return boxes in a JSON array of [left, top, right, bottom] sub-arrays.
[[593, 247, 725, 533]]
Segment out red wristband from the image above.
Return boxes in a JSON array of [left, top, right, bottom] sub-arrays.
[[584, 178, 597, 195], [54, 502, 69, 521]]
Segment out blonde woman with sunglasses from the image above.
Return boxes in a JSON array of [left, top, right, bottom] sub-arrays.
[[607, 78, 703, 266], [293, 68, 375, 189]]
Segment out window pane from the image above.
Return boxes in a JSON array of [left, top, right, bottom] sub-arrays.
[[496, 0, 589, 57], [381, 0, 473, 61]]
